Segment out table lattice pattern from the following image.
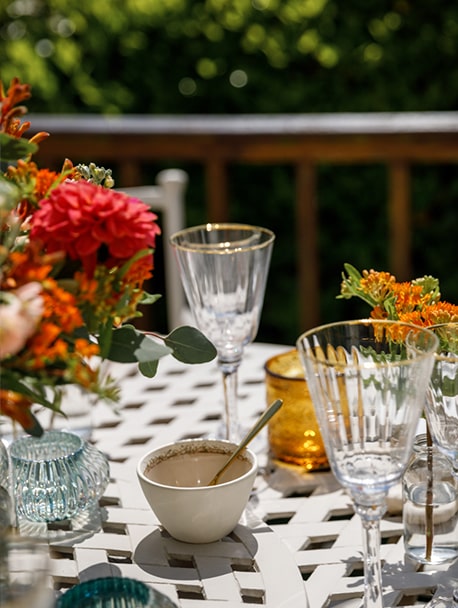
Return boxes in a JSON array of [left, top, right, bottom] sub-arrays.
[[18, 343, 457, 608]]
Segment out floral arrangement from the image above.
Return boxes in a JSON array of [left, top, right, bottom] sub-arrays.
[[0, 77, 216, 436], [339, 263, 458, 350]]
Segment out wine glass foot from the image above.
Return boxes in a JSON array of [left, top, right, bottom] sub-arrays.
[[424, 588, 458, 608]]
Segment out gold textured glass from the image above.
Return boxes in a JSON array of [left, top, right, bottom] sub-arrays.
[[265, 349, 328, 470]]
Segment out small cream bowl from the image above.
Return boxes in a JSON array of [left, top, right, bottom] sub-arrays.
[[137, 438, 257, 543]]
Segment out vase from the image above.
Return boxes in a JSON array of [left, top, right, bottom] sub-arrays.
[[38, 384, 96, 441], [9, 430, 109, 523], [403, 434, 458, 564]]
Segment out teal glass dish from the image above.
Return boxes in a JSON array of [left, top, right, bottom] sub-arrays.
[[56, 577, 178, 608], [10, 430, 109, 522]]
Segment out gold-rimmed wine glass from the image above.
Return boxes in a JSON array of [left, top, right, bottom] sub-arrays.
[[170, 223, 274, 441]]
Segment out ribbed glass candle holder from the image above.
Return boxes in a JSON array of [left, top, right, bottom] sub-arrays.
[[10, 430, 109, 523]]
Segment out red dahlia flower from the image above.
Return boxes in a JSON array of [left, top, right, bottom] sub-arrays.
[[31, 180, 161, 276]]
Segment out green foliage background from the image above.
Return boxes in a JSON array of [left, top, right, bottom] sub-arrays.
[[1, 0, 457, 343]]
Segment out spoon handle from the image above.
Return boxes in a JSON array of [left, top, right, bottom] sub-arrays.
[[208, 398, 283, 486]]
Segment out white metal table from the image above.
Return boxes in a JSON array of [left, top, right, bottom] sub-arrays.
[[22, 343, 458, 608]]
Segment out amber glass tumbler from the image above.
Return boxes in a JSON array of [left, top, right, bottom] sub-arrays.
[[265, 349, 328, 470]]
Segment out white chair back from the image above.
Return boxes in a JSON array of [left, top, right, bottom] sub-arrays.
[[119, 169, 188, 331]]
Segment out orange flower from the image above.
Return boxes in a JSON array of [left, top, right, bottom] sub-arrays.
[[391, 282, 424, 315], [340, 263, 457, 348], [400, 302, 458, 327], [6, 159, 70, 216], [0, 391, 41, 436], [1, 242, 99, 376], [124, 254, 154, 286], [1, 245, 62, 289], [360, 269, 396, 305], [35, 168, 60, 199], [0, 77, 48, 143]]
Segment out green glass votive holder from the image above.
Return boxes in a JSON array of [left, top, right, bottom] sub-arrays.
[[56, 577, 178, 608]]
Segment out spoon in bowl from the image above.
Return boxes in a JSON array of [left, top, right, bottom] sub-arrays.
[[208, 398, 283, 486]]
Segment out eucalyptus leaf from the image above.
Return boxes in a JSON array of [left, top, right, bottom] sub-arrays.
[[107, 325, 172, 363], [138, 359, 159, 378], [140, 292, 162, 305], [165, 326, 217, 364], [0, 132, 37, 162]]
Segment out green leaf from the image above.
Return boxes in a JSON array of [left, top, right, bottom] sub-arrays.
[[97, 321, 115, 359], [1, 374, 58, 411], [107, 325, 172, 363], [0, 133, 37, 162], [140, 292, 162, 305], [138, 359, 159, 378], [165, 326, 217, 364]]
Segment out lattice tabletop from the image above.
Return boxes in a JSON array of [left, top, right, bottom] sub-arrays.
[[17, 343, 458, 608]]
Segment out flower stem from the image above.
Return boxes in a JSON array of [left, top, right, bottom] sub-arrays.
[[425, 423, 434, 562]]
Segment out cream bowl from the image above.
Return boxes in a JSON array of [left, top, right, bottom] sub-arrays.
[[137, 438, 257, 543]]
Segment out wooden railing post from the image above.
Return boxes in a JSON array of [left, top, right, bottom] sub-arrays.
[[296, 162, 320, 331], [118, 160, 142, 187], [206, 159, 229, 222], [388, 161, 412, 280]]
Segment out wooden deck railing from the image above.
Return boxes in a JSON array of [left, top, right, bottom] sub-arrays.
[[29, 112, 458, 330]]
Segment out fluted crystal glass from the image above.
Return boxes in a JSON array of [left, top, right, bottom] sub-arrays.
[[170, 223, 274, 441], [297, 320, 438, 608]]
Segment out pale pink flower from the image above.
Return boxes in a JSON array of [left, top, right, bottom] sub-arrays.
[[0, 282, 44, 359]]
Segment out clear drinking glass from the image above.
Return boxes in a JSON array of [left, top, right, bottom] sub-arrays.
[[0, 536, 54, 608], [296, 319, 438, 608], [424, 322, 458, 478], [402, 434, 458, 564], [170, 223, 275, 441]]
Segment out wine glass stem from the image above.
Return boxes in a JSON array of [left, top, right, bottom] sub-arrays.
[[355, 502, 386, 608], [222, 368, 239, 442]]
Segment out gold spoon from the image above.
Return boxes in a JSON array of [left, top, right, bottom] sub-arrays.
[[208, 398, 283, 486]]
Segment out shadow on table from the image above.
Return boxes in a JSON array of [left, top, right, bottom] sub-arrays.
[[133, 525, 260, 580], [18, 504, 106, 546]]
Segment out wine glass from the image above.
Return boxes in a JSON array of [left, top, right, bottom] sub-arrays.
[[296, 319, 438, 608], [170, 223, 275, 441], [424, 322, 458, 478]]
